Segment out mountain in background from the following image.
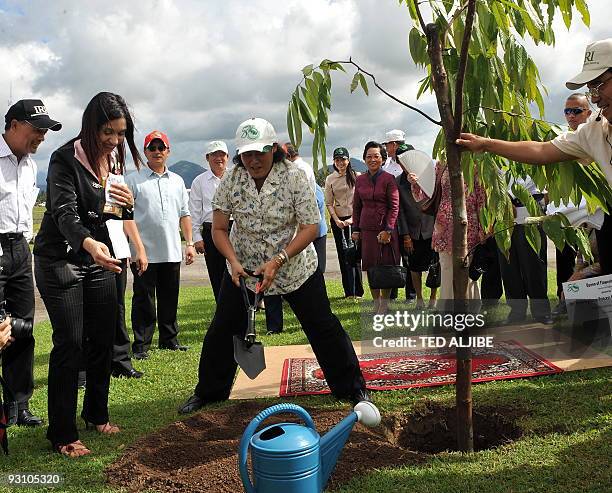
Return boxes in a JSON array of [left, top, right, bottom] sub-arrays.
[[324, 157, 366, 174], [168, 160, 205, 187]]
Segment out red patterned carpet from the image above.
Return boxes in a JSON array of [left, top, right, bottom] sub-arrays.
[[279, 340, 563, 397]]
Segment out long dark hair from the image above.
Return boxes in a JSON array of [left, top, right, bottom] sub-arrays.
[[332, 161, 357, 188], [75, 92, 143, 177], [232, 144, 286, 167]]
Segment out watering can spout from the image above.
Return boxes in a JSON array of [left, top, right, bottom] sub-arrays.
[[319, 413, 358, 489], [320, 400, 381, 489]]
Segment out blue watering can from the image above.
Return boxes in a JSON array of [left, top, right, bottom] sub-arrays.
[[238, 401, 381, 493]]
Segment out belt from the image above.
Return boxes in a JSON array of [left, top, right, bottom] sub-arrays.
[[0, 232, 24, 242]]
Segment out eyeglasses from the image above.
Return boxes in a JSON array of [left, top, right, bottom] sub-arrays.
[[563, 108, 585, 115], [146, 143, 167, 152], [585, 77, 611, 101]]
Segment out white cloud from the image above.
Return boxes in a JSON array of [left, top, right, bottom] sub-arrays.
[[0, 0, 607, 171]]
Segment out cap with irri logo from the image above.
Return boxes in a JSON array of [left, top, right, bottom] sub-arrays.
[[5, 99, 62, 131]]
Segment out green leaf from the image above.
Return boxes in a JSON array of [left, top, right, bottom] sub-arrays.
[[350, 72, 359, 93], [524, 223, 542, 255], [301, 64, 313, 77], [286, 101, 295, 146], [574, 227, 593, 262], [558, 0, 572, 30], [297, 96, 314, 128], [291, 96, 302, 148], [358, 73, 369, 96], [542, 216, 565, 251], [575, 0, 590, 27]]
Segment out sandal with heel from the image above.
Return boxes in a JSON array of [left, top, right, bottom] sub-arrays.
[[53, 440, 91, 458], [82, 417, 120, 434]]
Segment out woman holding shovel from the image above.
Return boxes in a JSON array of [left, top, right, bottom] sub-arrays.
[[179, 118, 367, 414]]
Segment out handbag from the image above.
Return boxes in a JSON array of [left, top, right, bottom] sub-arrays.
[[468, 242, 494, 281], [367, 243, 407, 290], [420, 165, 447, 216], [425, 253, 441, 289], [344, 226, 361, 267]]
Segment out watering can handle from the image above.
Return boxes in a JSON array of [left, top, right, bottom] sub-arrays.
[[238, 403, 317, 493]]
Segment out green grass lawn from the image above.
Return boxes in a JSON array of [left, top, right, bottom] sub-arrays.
[[0, 279, 610, 492]]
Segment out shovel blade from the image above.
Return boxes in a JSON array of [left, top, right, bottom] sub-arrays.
[[233, 336, 266, 379]]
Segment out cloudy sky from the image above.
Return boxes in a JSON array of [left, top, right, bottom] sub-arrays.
[[0, 0, 608, 172]]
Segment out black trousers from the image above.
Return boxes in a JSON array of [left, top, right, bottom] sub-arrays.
[[499, 225, 551, 318], [481, 236, 503, 301], [313, 236, 327, 274], [596, 211, 612, 276], [34, 256, 116, 446], [194, 269, 365, 401], [112, 261, 133, 372], [131, 262, 181, 352], [202, 224, 228, 302], [555, 244, 577, 298], [330, 217, 363, 297], [0, 236, 34, 410]]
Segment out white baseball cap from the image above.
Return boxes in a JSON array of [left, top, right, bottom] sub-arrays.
[[566, 38, 612, 89], [235, 118, 277, 155], [206, 140, 228, 156], [383, 129, 406, 143]]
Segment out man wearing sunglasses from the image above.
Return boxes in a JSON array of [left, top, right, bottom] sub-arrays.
[[126, 131, 195, 360], [564, 93, 592, 131], [1, 99, 61, 426], [457, 38, 612, 276]]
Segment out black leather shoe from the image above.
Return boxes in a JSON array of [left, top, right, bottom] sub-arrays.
[[17, 409, 43, 427], [112, 367, 143, 379], [534, 315, 554, 325], [159, 343, 189, 351], [350, 389, 372, 406], [178, 394, 205, 414], [133, 351, 149, 360]]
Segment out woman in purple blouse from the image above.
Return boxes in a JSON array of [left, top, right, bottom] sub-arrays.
[[351, 141, 400, 313]]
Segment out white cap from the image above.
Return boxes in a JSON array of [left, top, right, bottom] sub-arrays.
[[235, 118, 277, 155], [206, 140, 228, 156], [383, 129, 406, 143], [566, 38, 612, 89]]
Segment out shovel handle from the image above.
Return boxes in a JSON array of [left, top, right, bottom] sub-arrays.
[[238, 404, 317, 493]]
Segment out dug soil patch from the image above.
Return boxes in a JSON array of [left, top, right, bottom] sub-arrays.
[[107, 400, 525, 492]]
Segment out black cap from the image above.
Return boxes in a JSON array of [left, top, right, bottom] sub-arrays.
[[5, 99, 62, 131], [333, 147, 349, 159], [395, 143, 415, 157]]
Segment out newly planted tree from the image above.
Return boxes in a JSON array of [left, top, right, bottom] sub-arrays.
[[288, 0, 606, 451]]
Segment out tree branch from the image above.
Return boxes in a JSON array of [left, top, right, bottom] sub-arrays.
[[442, 0, 472, 40], [463, 106, 564, 127], [413, 0, 427, 32], [331, 58, 442, 126], [453, 0, 477, 136]]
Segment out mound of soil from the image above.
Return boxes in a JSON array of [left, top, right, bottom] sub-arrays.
[[107, 400, 525, 492]]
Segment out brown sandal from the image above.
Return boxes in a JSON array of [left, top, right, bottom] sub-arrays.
[[54, 440, 91, 458], [83, 419, 120, 434]]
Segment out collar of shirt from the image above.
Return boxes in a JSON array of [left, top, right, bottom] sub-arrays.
[[0, 134, 29, 162], [369, 168, 384, 183], [206, 170, 222, 182], [238, 161, 284, 199], [147, 166, 169, 178]]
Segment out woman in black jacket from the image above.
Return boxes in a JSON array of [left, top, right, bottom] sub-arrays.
[[33, 92, 143, 457]]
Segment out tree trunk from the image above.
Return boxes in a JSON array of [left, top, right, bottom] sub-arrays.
[[425, 21, 473, 453]]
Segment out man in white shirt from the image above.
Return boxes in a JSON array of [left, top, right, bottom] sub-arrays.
[[189, 141, 230, 301], [283, 143, 316, 192], [457, 38, 612, 276], [382, 129, 406, 177], [1, 99, 61, 426]]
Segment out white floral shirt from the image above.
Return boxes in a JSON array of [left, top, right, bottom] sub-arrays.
[[212, 159, 320, 295]]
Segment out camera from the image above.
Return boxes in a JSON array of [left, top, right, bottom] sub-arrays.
[[0, 302, 33, 340]]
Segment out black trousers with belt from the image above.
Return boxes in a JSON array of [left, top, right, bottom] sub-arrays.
[[330, 217, 363, 297], [555, 244, 577, 298], [34, 255, 117, 446], [131, 262, 181, 353], [499, 224, 551, 318], [112, 261, 133, 372], [202, 223, 228, 302], [194, 269, 365, 402], [0, 234, 35, 411]]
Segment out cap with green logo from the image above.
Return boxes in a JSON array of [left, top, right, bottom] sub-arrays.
[[333, 147, 349, 159], [235, 118, 277, 155], [395, 143, 415, 157]]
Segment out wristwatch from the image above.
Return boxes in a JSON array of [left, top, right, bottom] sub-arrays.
[[186, 241, 195, 247]]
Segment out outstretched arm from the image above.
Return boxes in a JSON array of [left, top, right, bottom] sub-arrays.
[[456, 133, 576, 165]]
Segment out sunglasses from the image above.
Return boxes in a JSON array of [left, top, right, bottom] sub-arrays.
[[563, 108, 585, 116], [146, 143, 167, 152]]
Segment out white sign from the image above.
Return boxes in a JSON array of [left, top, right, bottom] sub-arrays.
[[563, 274, 612, 325]]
